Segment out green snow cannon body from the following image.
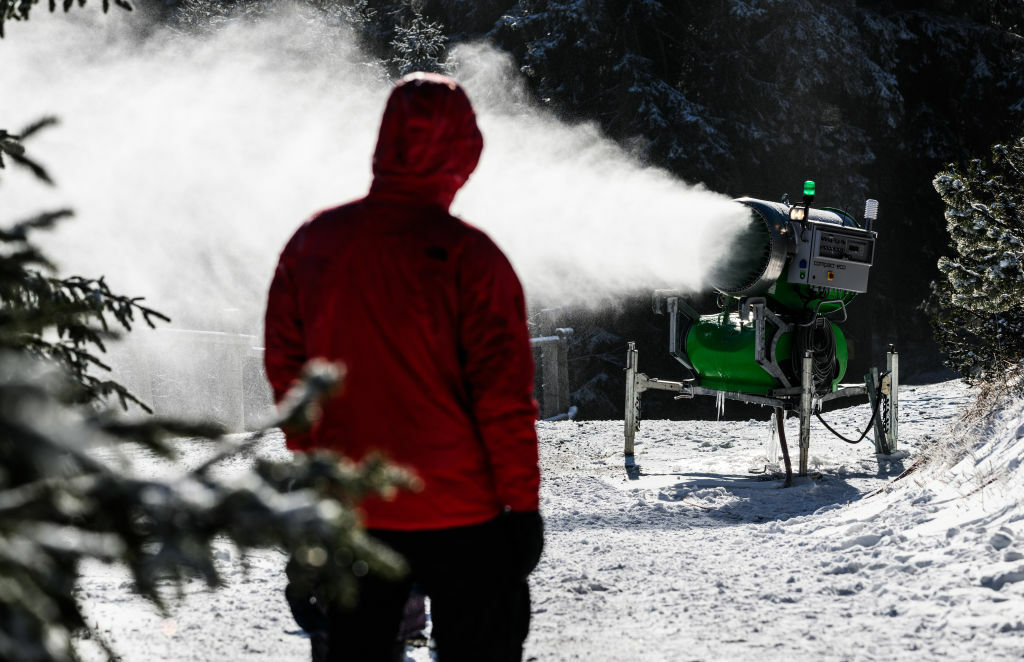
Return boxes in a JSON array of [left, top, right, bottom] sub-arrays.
[[685, 311, 848, 395], [669, 191, 877, 396]]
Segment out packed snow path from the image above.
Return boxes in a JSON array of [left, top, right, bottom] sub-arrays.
[[78, 381, 1024, 661]]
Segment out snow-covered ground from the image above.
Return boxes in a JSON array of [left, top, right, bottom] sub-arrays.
[[77, 380, 1024, 661]]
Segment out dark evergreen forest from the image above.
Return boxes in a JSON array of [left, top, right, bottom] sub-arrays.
[[158, 0, 1024, 418]]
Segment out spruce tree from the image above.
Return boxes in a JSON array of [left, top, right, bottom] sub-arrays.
[[389, 10, 452, 76], [930, 136, 1024, 386]]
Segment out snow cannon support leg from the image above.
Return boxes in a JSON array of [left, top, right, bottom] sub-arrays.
[[866, 367, 887, 455], [887, 345, 899, 452], [623, 343, 688, 459], [866, 345, 900, 455], [798, 350, 813, 477], [625, 342, 640, 457]]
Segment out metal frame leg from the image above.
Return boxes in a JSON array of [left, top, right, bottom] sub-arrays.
[[866, 366, 890, 455], [887, 346, 899, 451], [799, 351, 813, 477]]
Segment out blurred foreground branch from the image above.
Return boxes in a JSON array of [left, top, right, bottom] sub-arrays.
[[0, 355, 415, 662]]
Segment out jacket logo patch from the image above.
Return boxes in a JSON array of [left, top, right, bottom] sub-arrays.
[[426, 246, 448, 261]]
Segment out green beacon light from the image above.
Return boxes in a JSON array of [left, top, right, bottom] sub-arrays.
[[803, 180, 816, 198]]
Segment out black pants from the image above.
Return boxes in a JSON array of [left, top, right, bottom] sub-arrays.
[[291, 515, 540, 662]]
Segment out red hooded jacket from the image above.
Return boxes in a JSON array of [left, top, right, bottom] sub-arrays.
[[264, 73, 540, 531]]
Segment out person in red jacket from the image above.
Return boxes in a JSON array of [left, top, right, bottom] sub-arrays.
[[264, 72, 543, 662]]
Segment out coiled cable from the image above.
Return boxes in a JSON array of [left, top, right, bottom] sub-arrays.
[[791, 319, 838, 395]]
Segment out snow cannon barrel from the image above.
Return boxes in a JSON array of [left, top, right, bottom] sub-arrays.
[[708, 199, 795, 299], [709, 197, 875, 315]]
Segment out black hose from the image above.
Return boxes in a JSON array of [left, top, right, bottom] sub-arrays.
[[815, 384, 884, 445]]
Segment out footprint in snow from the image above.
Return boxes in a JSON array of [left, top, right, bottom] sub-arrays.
[[981, 566, 1024, 591]]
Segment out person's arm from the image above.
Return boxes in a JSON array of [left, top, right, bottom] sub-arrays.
[[458, 232, 540, 513], [264, 237, 312, 451]]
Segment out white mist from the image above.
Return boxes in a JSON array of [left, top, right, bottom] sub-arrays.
[[0, 6, 749, 423]]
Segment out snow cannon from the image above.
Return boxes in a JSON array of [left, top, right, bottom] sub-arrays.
[[671, 186, 876, 396], [625, 181, 899, 483]]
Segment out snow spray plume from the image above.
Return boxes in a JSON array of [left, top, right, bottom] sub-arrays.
[[452, 44, 750, 308], [1, 6, 749, 421]]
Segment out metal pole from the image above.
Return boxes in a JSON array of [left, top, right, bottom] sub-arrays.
[[624, 342, 639, 457], [541, 341, 561, 418], [775, 407, 793, 487], [887, 345, 899, 451], [799, 350, 813, 476], [867, 366, 888, 454], [556, 329, 571, 417]]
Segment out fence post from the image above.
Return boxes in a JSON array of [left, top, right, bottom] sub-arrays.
[[531, 327, 573, 420], [540, 341, 561, 418], [556, 328, 571, 416]]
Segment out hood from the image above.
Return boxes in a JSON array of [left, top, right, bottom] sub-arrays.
[[369, 72, 484, 209]]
